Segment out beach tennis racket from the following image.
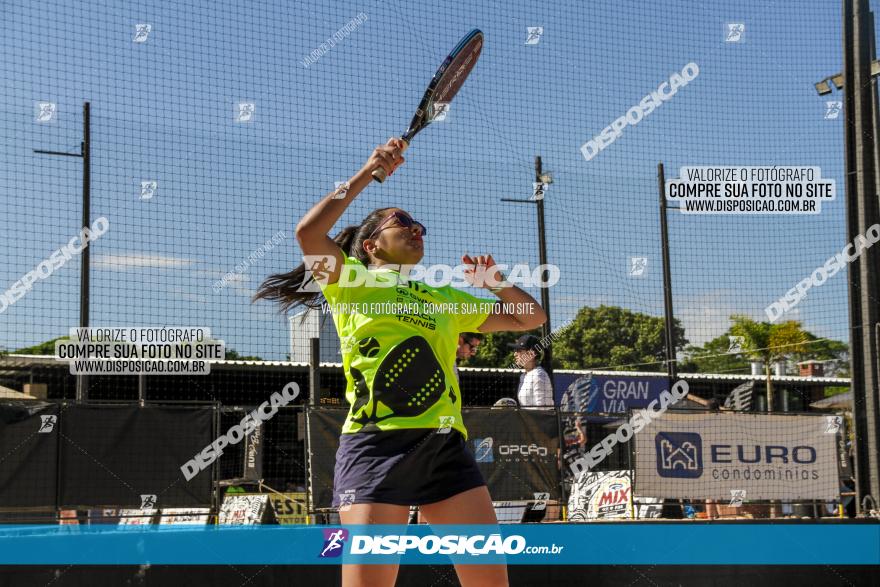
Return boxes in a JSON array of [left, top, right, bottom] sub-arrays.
[[371, 28, 484, 183]]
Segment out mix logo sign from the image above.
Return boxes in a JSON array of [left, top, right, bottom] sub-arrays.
[[656, 432, 703, 478], [319, 528, 349, 558], [595, 480, 631, 517]]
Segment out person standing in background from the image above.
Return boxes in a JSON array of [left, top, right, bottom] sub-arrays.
[[453, 332, 483, 384], [509, 334, 554, 408]]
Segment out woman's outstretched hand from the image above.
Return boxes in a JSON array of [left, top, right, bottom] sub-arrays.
[[461, 253, 506, 289]]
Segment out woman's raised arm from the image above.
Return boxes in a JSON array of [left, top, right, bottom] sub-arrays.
[[294, 138, 405, 283]]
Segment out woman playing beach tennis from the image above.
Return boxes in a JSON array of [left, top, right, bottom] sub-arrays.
[[255, 138, 546, 587]]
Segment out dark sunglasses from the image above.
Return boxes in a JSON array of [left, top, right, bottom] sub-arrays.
[[368, 211, 427, 240]]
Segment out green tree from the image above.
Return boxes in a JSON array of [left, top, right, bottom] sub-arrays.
[[728, 315, 810, 410], [224, 348, 264, 361], [681, 323, 848, 378], [679, 334, 751, 374], [13, 337, 69, 354], [551, 305, 687, 371]]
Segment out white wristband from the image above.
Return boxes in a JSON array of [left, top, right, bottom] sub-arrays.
[[487, 280, 512, 293]]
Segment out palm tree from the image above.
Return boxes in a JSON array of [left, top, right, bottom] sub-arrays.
[[728, 315, 810, 520], [729, 315, 810, 411]]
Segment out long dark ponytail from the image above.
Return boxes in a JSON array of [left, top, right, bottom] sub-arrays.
[[252, 207, 394, 313]]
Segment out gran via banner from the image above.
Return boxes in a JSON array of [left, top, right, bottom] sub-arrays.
[[0, 524, 877, 565], [633, 412, 839, 500], [557, 374, 671, 413]]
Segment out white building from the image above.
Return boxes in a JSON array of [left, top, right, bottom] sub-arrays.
[[288, 310, 341, 363]]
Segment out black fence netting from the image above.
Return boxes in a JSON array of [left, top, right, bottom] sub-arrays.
[[0, 0, 861, 523]]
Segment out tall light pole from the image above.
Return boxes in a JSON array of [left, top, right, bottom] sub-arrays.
[[657, 163, 677, 382], [501, 156, 554, 378], [815, 0, 880, 514], [33, 101, 91, 401]]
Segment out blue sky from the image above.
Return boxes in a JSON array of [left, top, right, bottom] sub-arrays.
[[0, 0, 855, 364]]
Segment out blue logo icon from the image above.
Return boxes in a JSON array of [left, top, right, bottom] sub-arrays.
[[583, 380, 599, 411], [655, 432, 703, 478], [473, 437, 494, 463], [319, 528, 349, 558]]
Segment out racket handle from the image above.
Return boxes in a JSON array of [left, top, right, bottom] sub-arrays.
[[371, 140, 409, 183]]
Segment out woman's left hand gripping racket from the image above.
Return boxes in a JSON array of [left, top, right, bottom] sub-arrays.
[[371, 29, 484, 183]]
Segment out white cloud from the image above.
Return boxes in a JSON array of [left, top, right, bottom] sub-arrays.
[[167, 287, 209, 304], [93, 254, 193, 271]]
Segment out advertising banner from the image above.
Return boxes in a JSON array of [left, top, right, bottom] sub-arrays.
[[308, 408, 560, 507], [268, 492, 310, 525], [159, 508, 211, 525], [633, 412, 839, 500], [567, 470, 632, 520], [218, 494, 271, 525], [117, 508, 156, 525], [0, 401, 59, 507], [558, 375, 671, 413], [467, 409, 560, 501], [242, 424, 263, 481]]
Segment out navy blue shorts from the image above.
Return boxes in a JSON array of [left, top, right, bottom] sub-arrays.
[[331, 429, 486, 507]]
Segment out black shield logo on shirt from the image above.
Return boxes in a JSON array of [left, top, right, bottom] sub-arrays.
[[372, 335, 446, 417]]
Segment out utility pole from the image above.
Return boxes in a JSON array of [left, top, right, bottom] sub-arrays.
[[534, 156, 553, 377], [657, 163, 677, 382], [843, 0, 880, 514], [816, 0, 880, 513], [34, 101, 91, 401], [501, 156, 554, 379]]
